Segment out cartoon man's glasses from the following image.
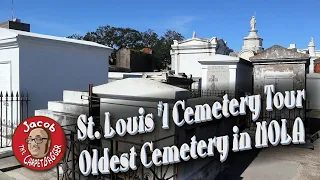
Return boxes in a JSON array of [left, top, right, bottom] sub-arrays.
[[26, 138, 48, 144]]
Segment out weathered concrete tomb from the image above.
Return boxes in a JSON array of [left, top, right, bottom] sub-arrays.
[[198, 54, 253, 93], [250, 45, 310, 95], [249, 45, 310, 131], [36, 78, 239, 180]]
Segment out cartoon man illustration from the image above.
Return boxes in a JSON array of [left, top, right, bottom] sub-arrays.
[[26, 127, 51, 158]]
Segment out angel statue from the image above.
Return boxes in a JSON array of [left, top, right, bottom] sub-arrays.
[[192, 31, 196, 38], [250, 15, 256, 30]]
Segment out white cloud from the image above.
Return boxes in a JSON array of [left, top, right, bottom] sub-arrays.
[[163, 16, 196, 33], [150, 15, 196, 35]]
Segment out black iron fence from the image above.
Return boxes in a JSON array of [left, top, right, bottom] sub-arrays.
[[0, 91, 30, 148], [57, 84, 178, 180], [57, 124, 113, 180], [58, 124, 177, 180], [246, 97, 307, 133]]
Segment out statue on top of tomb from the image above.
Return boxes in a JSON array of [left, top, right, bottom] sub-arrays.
[[192, 31, 196, 39], [309, 37, 315, 47], [250, 14, 256, 30]]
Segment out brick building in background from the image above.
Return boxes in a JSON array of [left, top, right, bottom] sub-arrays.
[[0, 18, 30, 32], [116, 48, 154, 72], [314, 58, 320, 73]]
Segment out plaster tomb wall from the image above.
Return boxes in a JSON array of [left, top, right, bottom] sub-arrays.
[[252, 63, 306, 123], [176, 53, 208, 78], [253, 64, 306, 96]]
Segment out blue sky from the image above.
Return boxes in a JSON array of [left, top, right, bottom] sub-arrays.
[[0, 0, 319, 51]]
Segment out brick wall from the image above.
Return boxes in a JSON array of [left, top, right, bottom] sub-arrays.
[[0, 21, 9, 28], [315, 63, 320, 73], [116, 48, 154, 72]]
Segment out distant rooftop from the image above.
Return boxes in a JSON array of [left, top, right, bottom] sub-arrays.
[[314, 57, 320, 64], [0, 18, 30, 32], [250, 45, 310, 61], [0, 27, 112, 49]]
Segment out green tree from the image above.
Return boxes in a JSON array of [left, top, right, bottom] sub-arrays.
[[141, 29, 159, 48], [163, 30, 184, 42], [67, 34, 83, 40], [153, 30, 184, 69], [67, 26, 184, 70]]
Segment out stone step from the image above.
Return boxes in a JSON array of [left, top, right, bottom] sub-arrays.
[[35, 109, 79, 126], [4, 171, 30, 180], [4, 166, 57, 180], [0, 171, 15, 180], [0, 156, 21, 171], [48, 101, 89, 115], [311, 130, 320, 142], [63, 90, 89, 105], [0, 147, 13, 159]]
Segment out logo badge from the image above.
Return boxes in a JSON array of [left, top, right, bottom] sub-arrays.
[[12, 116, 66, 171]]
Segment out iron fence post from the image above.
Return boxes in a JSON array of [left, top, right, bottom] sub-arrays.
[[20, 92, 24, 123], [71, 130, 75, 180], [16, 92, 18, 129], [110, 139, 115, 180], [0, 92, 2, 148], [88, 84, 102, 179], [5, 92, 8, 147], [11, 92, 13, 143]]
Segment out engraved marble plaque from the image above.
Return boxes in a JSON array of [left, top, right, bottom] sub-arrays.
[[207, 66, 230, 90]]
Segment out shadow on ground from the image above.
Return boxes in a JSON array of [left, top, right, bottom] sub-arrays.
[[215, 148, 261, 180]]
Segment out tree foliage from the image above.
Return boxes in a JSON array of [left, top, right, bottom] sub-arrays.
[[67, 34, 83, 40], [67, 26, 184, 70]]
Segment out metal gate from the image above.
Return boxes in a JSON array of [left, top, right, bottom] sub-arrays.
[[0, 91, 30, 148], [245, 91, 307, 133]]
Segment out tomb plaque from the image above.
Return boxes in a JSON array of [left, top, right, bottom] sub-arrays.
[[207, 66, 229, 90]]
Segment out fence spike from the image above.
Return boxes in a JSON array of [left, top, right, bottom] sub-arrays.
[[16, 91, 19, 97], [26, 92, 29, 100], [0, 91, 2, 97], [11, 91, 13, 97], [5, 92, 8, 97], [21, 92, 24, 97]]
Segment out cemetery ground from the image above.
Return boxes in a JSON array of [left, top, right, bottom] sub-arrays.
[[216, 135, 320, 180]]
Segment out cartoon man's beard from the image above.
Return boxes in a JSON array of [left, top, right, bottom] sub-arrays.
[[31, 145, 40, 151]]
